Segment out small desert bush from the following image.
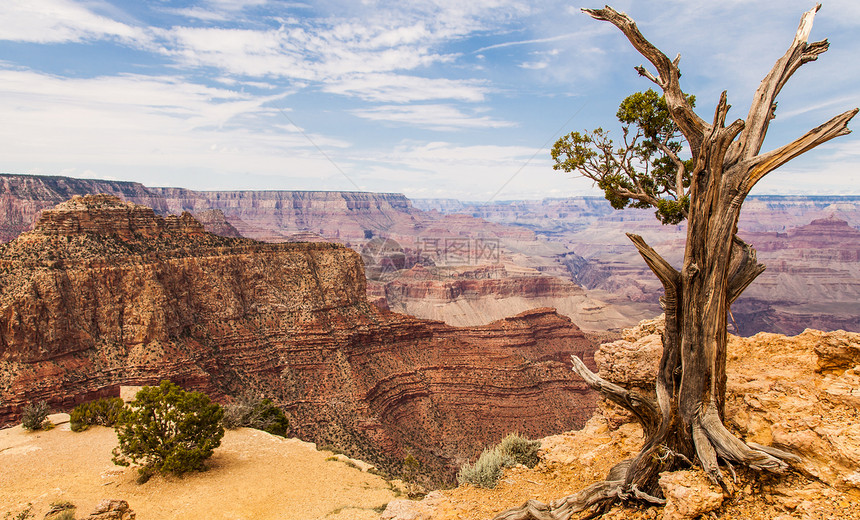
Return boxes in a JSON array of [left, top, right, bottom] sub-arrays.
[[21, 401, 50, 431], [457, 448, 513, 489], [44, 501, 76, 520], [70, 397, 125, 432], [497, 433, 541, 468], [222, 395, 289, 437], [457, 433, 541, 489]]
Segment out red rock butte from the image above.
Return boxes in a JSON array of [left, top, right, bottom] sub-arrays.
[[0, 194, 598, 483]]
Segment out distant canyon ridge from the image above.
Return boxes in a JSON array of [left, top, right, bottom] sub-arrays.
[[1, 173, 858, 335]]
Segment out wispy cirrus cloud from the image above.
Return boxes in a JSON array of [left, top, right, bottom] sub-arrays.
[[350, 104, 516, 131], [473, 32, 578, 53], [323, 74, 490, 103], [0, 0, 148, 44], [0, 67, 350, 181], [157, 22, 455, 82]]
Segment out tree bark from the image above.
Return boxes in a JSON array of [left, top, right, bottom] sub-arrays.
[[495, 5, 855, 519]]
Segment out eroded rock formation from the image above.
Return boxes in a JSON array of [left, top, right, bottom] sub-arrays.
[[374, 265, 637, 331], [594, 318, 860, 492], [0, 195, 597, 483]]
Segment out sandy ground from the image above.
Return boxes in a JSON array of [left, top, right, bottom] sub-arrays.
[[0, 414, 397, 520]]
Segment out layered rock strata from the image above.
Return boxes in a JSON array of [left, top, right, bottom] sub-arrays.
[[374, 265, 638, 331], [0, 195, 597, 483]]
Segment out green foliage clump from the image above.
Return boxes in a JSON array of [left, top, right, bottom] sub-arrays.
[[552, 88, 695, 225], [21, 401, 50, 431], [70, 397, 125, 432], [111, 380, 225, 478], [222, 396, 289, 437], [457, 433, 542, 489]]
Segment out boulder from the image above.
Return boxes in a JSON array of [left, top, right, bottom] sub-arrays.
[[658, 470, 724, 520]]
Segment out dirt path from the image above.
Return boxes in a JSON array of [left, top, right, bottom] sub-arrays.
[[1, 414, 396, 519]]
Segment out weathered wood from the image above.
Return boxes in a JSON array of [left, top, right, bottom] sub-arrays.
[[736, 4, 826, 161], [570, 355, 659, 438], [496, 5, 856, 517], [727, 236, 766, 305], [626, 233, 680, 294], [493, 480, 625, 520], [581, 6, 707, 158], [742, 108, 858, 193]]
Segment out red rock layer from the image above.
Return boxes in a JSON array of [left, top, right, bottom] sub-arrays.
[[0, 195, 596, 483], [381, 273, 585, 302]]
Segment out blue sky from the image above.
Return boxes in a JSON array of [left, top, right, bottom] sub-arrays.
[[0, 0, 858, 201]]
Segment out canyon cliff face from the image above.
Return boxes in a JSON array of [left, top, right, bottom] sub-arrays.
[[143, 187, 421, 243], [0, 174, 635, 331], [384, 320, 860, 520], [0, 195, 597, 482], [373, 265, 643, 331], [3, 173, 857, 335]]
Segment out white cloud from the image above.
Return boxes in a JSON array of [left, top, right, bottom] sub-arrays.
[[519, 61, 548, 70], [344, 140, 598, 201], [350, 104, 516, 131], [473, 32, 578, 53], [0, 67, 351, 182], [0, 0, 148, 44], [323, 74, 490, 103]]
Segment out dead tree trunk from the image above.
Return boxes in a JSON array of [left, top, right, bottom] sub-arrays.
[[496, 5, 856, 519]]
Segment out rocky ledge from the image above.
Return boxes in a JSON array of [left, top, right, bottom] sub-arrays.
[[386, 320, 860, 519], [596, 317, 860, 492], [0, 195, 597, 483]]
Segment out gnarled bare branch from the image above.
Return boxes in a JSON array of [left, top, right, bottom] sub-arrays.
[[739, 4, 828, 160], [571, 355, 660, 439], [742, 108, 858, 194], [626, 233, 680, 294], [582, 6, 706, 158]]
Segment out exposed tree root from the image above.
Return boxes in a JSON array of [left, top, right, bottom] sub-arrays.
[[492, 480, 625, 520], [494, 358, 800, 520]]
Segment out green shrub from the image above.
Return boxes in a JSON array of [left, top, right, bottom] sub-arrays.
[[497, 433, 541, 468], [457, 433, 541, 488], [21, 401, 50, 431], [111, 380, 225, 478], [222, 396, 289, 437], [70, 397, 125, 432], [457, 448, 513, 489]]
